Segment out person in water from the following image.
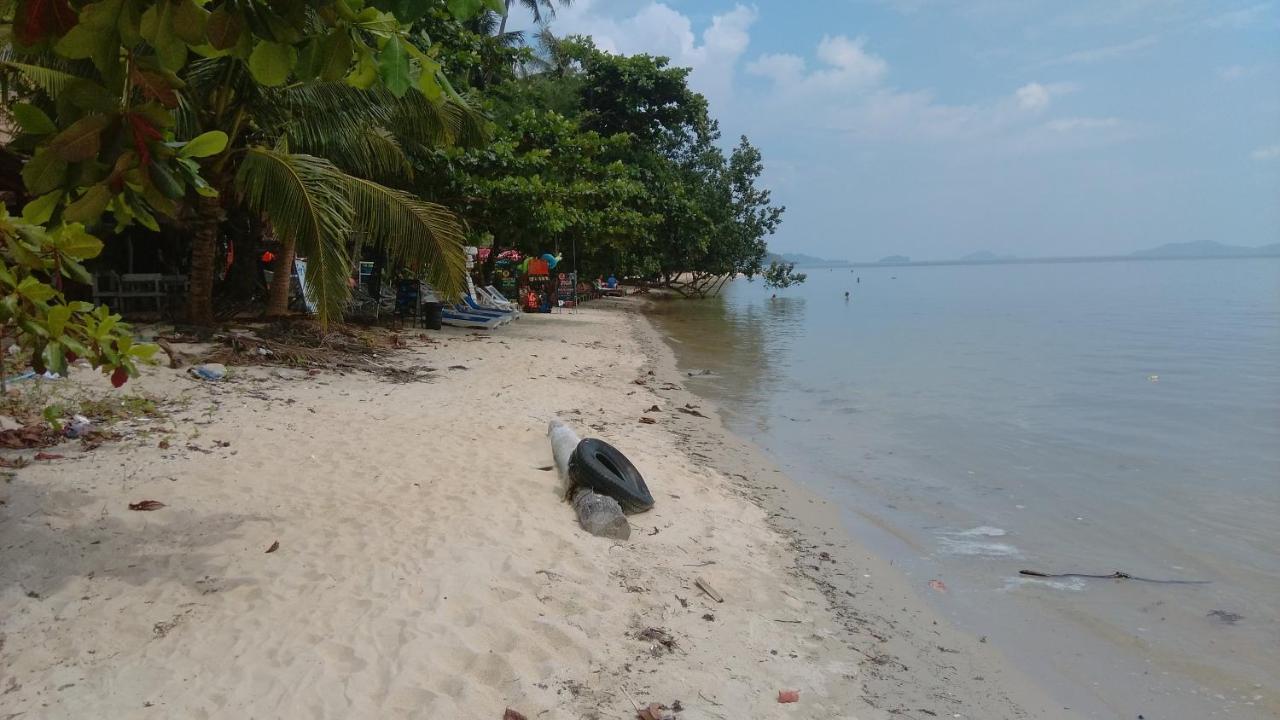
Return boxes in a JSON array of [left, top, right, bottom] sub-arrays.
[[844, 291, 850, 299]]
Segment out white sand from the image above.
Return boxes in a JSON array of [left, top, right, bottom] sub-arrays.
[[0, 302, 1070, 719]]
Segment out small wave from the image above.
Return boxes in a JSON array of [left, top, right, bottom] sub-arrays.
[[1002, 575, 1086, 592], [956, 526, 1007, 537], [938, 537, 1022, 557]]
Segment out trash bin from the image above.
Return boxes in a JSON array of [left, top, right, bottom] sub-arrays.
[[423, 301, 443, 330]]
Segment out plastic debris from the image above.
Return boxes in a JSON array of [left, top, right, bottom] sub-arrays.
[[64, 415, 92, 439], [777, 689, 800, 703], [188, 363, 227, 381]]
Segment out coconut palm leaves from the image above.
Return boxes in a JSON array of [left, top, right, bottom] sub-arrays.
[[344, 176, 467, 297], [236, 147, 352, 326], [236, 143, 468, 326]]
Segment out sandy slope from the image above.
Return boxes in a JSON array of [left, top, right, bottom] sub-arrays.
[[0, 301, 1069, 720]]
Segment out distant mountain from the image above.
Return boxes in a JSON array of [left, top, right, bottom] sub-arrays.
[[773, 252, 850, 267], [1132, 240, 1280, 258], [878, 255, 911, 264], [961, 250, 1017, 262]]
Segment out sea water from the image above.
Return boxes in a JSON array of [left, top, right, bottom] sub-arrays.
[[648, 258, 1280, 719]]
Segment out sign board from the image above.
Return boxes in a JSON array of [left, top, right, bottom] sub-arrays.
[[495, 267, 517, 301], [526, 258, 550, 284], [556, 272, 577, 303]]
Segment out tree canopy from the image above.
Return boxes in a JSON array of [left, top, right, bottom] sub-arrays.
[[0, 0, 796, 384]]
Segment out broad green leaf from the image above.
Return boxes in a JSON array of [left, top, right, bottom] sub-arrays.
[[248, 40, 296, 86], [152, 2, 188, 71], [179, 130, 228, 158], [49, 114, 112, 163], [319, 29, 353, 82], [42, 341, 69, 376], [47, 305, 72, 337], [12, 103, 56, 134], [50, 223, 105, 260], [54, 23, 112, 69], [171, 0, 209, 44], [446, 0, 489, 20], [149, 163, 185, 198], [378, 35, 411, 98], [118, 0, 143, 45], [347, 46, 377, 89], [22, 149, 68, 195], [62, 184, 113, 224], [17, 276, 58, 303], [204, 5, 243, 50], [22, 190, 63, 224], [61, 79, 117, 112], [416, 58, 443, 102]]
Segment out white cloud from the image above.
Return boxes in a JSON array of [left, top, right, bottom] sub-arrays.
[[746, 53, 806, 84], [1038, 35, 1159, 67], [1046, 117, 1120, 132], [1206, 3, 1272, 29], [547, 2, 757, 109], [1016, 82, 1052, 111], [1252, 143, 1280, 160], [816, 36, 889, 85]]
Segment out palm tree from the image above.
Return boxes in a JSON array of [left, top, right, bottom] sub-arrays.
[[3, 54, 484, 326], [497, 0, 573, 36], [180, 59, 486, 324]]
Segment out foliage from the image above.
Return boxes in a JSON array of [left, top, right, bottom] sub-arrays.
[[762, 261, 806, 290], [3, 0, 498, 328], [0, 207, 156, 387]]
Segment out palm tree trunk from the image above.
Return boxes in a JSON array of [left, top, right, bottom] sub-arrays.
[[498, 0, 512, 34], [264, 236, 296, 318], [186, 193, 223, 325]]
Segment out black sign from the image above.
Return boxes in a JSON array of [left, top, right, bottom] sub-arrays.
[[556, 272, 576, 302]]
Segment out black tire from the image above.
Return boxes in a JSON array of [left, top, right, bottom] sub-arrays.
[[568, 438, 654, 513]]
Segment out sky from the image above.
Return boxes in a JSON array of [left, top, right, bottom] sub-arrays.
[[512, 0, 1280, 262]]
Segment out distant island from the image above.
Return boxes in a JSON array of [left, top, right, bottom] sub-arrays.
[[845, 241, 1280, 268], [768, 252, 851, 267], [1131, 240, 1280, 259], [960, 250, 1017, 262]]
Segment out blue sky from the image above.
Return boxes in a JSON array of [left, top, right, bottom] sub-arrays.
[[520, 1, 1280, 261]]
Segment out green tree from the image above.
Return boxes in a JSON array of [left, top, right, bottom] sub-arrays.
[[3, 0, 501, 327]]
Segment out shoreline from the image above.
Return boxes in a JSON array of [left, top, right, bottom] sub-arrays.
[[629, 299, 1074, 720], [1, 301, 1067, 719]]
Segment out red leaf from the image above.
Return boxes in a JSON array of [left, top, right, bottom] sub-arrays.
[[126, 113, 162, 167], [777, 689, 800, 703], [502, 710, 528, 720], [130, 66, 179, 108], [33, 452, 65, 461], [110, 366, 129, 388], [14, 0, 77, 46], [128, 500, 166, 511]]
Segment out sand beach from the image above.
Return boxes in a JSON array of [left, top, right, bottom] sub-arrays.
[[1, 300, 1071, 719]]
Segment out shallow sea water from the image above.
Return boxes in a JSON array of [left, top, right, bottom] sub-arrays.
[[649, 258, 1280, 719]]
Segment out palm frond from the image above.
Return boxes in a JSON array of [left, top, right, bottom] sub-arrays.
[[0, 60, 82, 97], [343, 175, 468, 299], [236, 146, 353, 326], [327, 127, 414, 182]]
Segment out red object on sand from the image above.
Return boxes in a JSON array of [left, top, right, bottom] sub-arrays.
[[929, 579, 948, 592], [777, 689, 800, 703]]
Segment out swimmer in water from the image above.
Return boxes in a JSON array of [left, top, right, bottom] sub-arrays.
[[844, 291, 850, 300]]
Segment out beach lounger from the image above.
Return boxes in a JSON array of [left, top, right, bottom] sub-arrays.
[[419, 284, 505, 329], [440, 308, 502, 329], [452, 301, 512, 324], [462, 293, 518, 320], [476, 286, 519, 313]]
